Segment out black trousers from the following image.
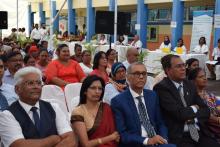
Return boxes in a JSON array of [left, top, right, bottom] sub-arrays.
[[174, 132, 220, 147]]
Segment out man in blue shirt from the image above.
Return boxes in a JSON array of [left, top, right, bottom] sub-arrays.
[[3, 51, 23, 85], [0, 56, 18, 110]]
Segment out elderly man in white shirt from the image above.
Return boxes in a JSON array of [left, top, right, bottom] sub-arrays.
[[130, 35, 142, 49], [30, 24, 41, 44], [0, 67, 76, 147], [39, 23, 48, 41], [123, 47, 139, 69]]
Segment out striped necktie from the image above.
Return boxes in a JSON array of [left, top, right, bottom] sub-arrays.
[[178, 85, 200, 142], [136, 96, 156, 138]]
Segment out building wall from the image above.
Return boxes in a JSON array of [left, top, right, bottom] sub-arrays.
[[28, 0, 216, 50]]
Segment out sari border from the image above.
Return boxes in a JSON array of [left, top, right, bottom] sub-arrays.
[[87, 102, 104, 137]]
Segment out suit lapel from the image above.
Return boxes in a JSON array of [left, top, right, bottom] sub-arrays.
[[165, 78, 185, 106], [126, 89, 142, 132], [183, 81, 191, 106]]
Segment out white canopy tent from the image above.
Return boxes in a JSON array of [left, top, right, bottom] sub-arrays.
[[0, 0, 28, 37]]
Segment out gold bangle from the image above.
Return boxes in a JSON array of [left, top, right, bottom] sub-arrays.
[[98, 138, 102, 145]]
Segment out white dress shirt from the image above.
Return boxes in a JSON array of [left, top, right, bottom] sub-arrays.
[[0, 83, 18, 106], [131, 40, 142, 49], [3, 69, 15, 86], [129, 87, 150, 145], [103, 83, 120, 105], [193, 44, 209, 54], [30, 28, 41, 40], [39, 28, 48, 41], [0, 100, 72, 147], [212, 47, 220, 60]]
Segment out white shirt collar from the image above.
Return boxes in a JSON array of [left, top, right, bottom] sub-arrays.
[[171, 80, 183, 89], [129, 87, 144, 98], [4, 69, 12, 77], [18, 100, 40, 114]]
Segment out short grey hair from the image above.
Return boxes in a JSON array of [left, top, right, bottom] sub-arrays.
[[126, 62, 147, 74], [14, 67, 43, 85]]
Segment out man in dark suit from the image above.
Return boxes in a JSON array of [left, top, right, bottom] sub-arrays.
[[154, 54, 219, 147], [111, 62, 175, 147]]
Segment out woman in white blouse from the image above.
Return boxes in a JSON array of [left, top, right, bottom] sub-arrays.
[[206, 38, 220, 79], [174, 38, 187, 54], [159, 35, 172, 51], [79, 50, 93, 75], [98, 34, 107, 45], [193, 37, 209, 54]]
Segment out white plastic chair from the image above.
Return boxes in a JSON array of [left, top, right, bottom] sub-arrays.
[[68, 96, 80, 113], [41, 85, 69, 113], [215, 65, 220, 80], [64, 83, 82, 112]]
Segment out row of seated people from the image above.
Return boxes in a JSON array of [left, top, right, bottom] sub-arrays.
[[0, 42, 216, 113], [0, 40, 217, 107], [0, 54, 220, 147]]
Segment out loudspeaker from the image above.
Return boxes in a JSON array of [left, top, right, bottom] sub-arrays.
[[0, 11, 8, 29], [117, 12, 131, 35], [95, 11, 131, 35], [95, 11, 114, 34]]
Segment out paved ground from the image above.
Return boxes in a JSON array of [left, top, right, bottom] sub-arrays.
[[207, 80, 220, 97]]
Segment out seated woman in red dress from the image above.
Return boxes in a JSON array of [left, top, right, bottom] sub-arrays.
[[71, 75, 119, 147], [90, 51, 109, 84], [45, 44, 86, 88]]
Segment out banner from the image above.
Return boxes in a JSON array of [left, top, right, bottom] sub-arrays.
[[190, 10, 213, 51]]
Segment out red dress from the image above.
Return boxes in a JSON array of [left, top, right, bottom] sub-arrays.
[[45, 59, 86, 88], [90, 69, 109, 84]]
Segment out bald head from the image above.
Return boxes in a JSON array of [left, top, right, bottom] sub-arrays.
[[134, 35, 139, 41], [126, 48, 139, 64]]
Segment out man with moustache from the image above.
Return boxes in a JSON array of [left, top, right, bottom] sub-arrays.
[[154, 54, 220, 147], [3, 51, 23, 85], [0, 67, 76, 147], [0, 56, 18, 111]]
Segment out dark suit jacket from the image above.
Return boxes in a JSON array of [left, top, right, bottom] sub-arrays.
[[111, 89, 168, 147], [153, 78, 212, 144]]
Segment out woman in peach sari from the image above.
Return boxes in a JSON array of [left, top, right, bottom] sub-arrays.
[[71, 75, 119, 147]]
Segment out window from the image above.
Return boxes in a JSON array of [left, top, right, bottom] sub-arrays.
[[148, 9, 157, 21], [157, 9, 171, 20], [130, 12, 137, 36], [147, 26, 158, 42], [188, 6, 214, 20]]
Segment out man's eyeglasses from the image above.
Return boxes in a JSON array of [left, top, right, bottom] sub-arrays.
[[129, 72, 147, 78]]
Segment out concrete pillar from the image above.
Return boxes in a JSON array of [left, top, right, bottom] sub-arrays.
[[86, 0, 95, 42], [67, 0, 75, 35], [171, 0, 184, 50], [137, 0, 148, 48]]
